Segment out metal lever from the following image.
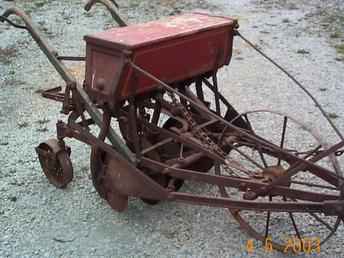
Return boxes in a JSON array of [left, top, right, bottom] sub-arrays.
[[84, 0, 127, 27], [0, 15, 28, 30]]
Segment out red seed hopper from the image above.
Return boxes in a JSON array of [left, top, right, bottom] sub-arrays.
[[84, 13, 236, 103]]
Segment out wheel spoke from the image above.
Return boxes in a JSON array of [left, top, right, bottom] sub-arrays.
[[277, 116, 288, 166], [309, 213, 335, 232], [283, 196, 302, 241], [230, 144, 265, 170], [222, 162, 248, 177], [215, 162, 230, 196], [289, 197, 336, 232], [319, 218, 341, 245], [264, 195, 272, 239], [289, 212, 302, 240], [244, 114, 268, 168], [291, 179, 337, 190]]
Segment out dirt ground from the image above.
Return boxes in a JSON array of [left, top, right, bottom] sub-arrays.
[[1, 0, 344, 257]]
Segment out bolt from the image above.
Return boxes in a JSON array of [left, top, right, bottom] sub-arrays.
[[243, 191, 257, 200], [96, 78, 106, 91]]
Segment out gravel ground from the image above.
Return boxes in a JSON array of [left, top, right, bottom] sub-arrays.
[[1, 0, 344, 257]]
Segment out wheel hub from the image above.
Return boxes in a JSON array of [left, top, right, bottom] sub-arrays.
[[244, 166, 291, 200], [256, 165, 291, 186]]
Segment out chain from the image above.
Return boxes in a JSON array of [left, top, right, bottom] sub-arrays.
[[167, 91, 224, 155], [166, 90, 242, 176]]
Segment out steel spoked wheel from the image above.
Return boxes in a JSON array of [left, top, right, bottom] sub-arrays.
[[36, 139, 73, 188], [216, 110, 342, 252]]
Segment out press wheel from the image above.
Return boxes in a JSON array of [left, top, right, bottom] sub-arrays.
[[36, 139, 73, 188], [90, 147, 129, 212]]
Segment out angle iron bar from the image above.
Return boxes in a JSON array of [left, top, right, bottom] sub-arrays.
[[169, 192, 339, 214], [143, 157, 339, 203]]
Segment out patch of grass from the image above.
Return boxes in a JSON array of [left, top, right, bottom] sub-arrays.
[[36, 127, 48, 132], [286, 2, 298, 10], [322, 12, 344, 40], [81, 166, 89, 173], [34, 88, 45, 94], [36, 118, 50, 125], [34, 1, 46, 8], [328, 112, 340, 119], [3, 79, 25, 87], [18, 122, 29, 129], [330, 31, 342, 39], [335, 44, 344, 56], [9, 196, 17, 202], [84, 12, 93, 18], [297, 49, 310, 54], [32, 0, 53, 9], [235, 56, 244, 61]]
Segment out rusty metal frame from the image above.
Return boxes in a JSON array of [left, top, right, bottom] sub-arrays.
[[2, 6, 344, 252]]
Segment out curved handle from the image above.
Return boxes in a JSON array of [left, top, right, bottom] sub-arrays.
[[0, 7, 76, 85], [108, 0, 119, 9], [84, 0, 127, 27]]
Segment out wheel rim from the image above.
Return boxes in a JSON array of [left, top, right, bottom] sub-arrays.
[[216, 110, 342, 252]]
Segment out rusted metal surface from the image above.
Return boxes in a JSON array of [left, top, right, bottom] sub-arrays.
[[35, 139, 73, 188], [84, 13, 236, 102], [2, 6, 344, 253]]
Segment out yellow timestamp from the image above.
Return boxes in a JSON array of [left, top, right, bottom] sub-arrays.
[[246, 236, 321, 254]]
